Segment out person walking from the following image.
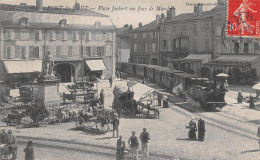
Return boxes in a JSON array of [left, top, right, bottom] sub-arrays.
[[198, 117, 206, 141], [7, 130, 17, 160], [100, 89, 105, 105], [237, 90, 243, 104], [112, 113, 120, 138], [249, 94, 255, 109], [139, 128, 151, 158], [187, 117, 197, 140], [128, 131, 139, 160], [109, 76, 113, 88], [116, 135, 126, 160], [0, 129, 7, 144], [157, 94, 162, 106], [24, 140, 34, 160]]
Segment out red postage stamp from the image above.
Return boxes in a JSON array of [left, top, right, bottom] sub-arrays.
[[227, 0, 260, 37]]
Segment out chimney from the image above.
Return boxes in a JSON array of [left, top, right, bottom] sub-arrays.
[[74, 0, 80, 10], [129, 25, 133, 30], [124, 24, 129, 28], [20, 3, 27, 6], [194, 3, 203, 15], [161, 13, 165, 21], [156, 14, 160, 24], [139, 23, 142, 27], [168, 7, 175, 19], [36, 0, 43, 11], [217, 0, 226, 7]]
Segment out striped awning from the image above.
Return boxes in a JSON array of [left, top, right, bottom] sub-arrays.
[[85, 59, 107, 71], [3, 60, 42, 74]]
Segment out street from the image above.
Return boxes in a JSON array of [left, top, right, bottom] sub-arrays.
[[2, 78, 260, 160]]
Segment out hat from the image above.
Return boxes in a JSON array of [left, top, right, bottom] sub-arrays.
[[27, 140, 33, 145], [114, 113, 118, 117]]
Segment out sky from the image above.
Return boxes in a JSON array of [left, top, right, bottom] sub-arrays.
[[0, 0, 218, 28]]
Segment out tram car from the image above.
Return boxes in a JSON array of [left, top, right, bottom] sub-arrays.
[[145, 65, 160, 82], [135, 64, 146, 78], [161, 67, 183, 90], [124, 63, 136, 76]]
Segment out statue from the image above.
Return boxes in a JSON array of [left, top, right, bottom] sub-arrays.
[[43, 51, 54, 76]]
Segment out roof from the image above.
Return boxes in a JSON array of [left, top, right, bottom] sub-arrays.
[[116, 26, 132, 35], [0, 4, 115, 29], [0, 3, 107, 17], [214, 54, 259, 63], [133, 20, 159, 32], [184, 54, 211, 60]]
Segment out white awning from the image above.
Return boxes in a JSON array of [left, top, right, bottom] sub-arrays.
[[85, 59, 107, 71], [3, 60, 42, 74], [131, 83, 154, 102]]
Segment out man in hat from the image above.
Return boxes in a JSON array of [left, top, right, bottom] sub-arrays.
[[100, 89, 105, 105], [128, 131, 139, 160], [112, 113, 120, 138], [139, 128, 151, 158], [116, 135, 125, 160], [0, 129, 8, 144], [198, 117, 206, 141], [24, 140, 34, 160], [7, 130, 17, 159]]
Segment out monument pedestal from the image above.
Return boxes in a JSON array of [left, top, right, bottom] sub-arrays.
[[36, 76, 60, 119]]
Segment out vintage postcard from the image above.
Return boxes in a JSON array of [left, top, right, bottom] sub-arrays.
[[0, 0, 259, 160]]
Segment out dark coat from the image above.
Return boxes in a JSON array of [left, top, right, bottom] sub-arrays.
[[198, 119, 206, 141], [249, 96, 255, 109], [116, 139, 125, 160], [24, 145, 34, 160]]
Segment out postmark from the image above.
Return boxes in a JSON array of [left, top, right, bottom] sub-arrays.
[[227, 0, 260, 37]]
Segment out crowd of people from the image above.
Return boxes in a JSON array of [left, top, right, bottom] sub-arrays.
[[116, 128, 151, 160], [0, 129, 34, 160]]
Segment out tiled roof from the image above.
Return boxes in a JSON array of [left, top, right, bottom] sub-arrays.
[[184, 54, 211, 60], [133, 20, 159, 32], [0, 3, 107, 17], [214, 54, 259, 63]]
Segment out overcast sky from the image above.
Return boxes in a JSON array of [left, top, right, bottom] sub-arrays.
[[0, 0, 218, 28]]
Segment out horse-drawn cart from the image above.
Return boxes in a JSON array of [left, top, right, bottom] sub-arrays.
[[76, 106, 116, 133]]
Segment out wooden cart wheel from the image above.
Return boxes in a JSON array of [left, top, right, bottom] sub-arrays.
[[86, 119, 95, 127], [37, 114, 49, 127], [76, 117, 85, 129], [96, 120, 109, 133]]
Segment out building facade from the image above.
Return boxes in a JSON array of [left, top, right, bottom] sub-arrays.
[[160, 5, 213, 67], [130, 15, 161, 65], [116, 24, 132, 63], [0, 1, 116, 85]]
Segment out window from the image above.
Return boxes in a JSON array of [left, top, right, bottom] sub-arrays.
[[216, 43, 222, 53], [162, 27, 166, 33], [144, 44, 147, 52], [134, 44, 137, 52], [176, 39, 180, 48], [34, 30, 42, 41], [151, 32, 156, 38], [254, 42, 260, 52], [181, 39, 189, 48], [106, 32, 113, 40], [20, 17, 28, 25], [97, 47, 105, 56], [6, 46, 14, 59], [6, 29, 15, 40], [172, 26, 176, 32], [205, 23, 210, 30], [249, 43, 253, 53], [96, 32, 102, 40], [152, 43, 156, 52], [106, 45, 112, 56], [91, 46, 97, 56], [85, 32, 91, 41], [59, 19, 67, 27], [192, 24, 197, 34], [224, 43, 230, 53], [163, 40, 168, 49], [49, 31, 56, 41], [193, 38, 197, 50], [61, 46, 68, 56], [34, 46, 40, 58], [61, 31, 68, 40], [72, 31, 79, 41], [134, 33, 137, 39], [72, 46, 79, 56], [216, 27, 222, 36], [182, 25, 186, 32], [21, 29, 29, 40], [171, 39, 176, 50], [205, 38, 210, 51], [244, 43, 249, 53], [85, 46, 91, 56], [21, 46, 28, 59], [234, 43, 239, 53], [48, 46, 56, 56], [143, 33, 146, 38]]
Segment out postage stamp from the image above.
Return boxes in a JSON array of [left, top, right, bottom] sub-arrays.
[[227, 0, 260, 37]]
